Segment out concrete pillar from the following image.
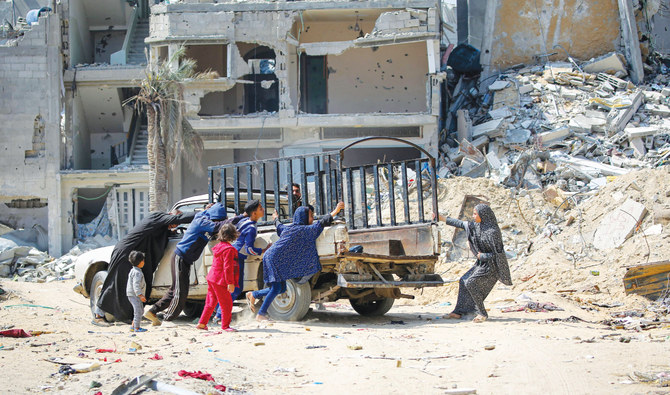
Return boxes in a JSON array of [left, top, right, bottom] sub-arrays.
[[617, 0, 644, 84]]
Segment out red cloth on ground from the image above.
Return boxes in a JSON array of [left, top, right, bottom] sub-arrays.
[[177, 370, 214, 381], [207, 242, 239, 286], [199, 282, 233, 329], [0, 329, 31, 338], [214, 384, 227, 391]]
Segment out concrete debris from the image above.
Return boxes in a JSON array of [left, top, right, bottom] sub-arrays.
[[583, 52, 628, 77], [0, 233, 115, 282], [593, 199, 647, 250], [439, 50, 669, 194]]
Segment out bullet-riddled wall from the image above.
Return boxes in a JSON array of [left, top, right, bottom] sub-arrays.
[[486, 0, 621, 69]]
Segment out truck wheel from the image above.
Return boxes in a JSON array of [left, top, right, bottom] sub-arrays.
[[267, 279, 311, 321], [183, 302, 204, 319], [89, 271, 115, 322], [350, 297, 395, 317]]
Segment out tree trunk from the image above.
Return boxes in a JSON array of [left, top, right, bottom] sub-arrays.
[[147, 106, 159, 212], [154, 124, 169, 212]]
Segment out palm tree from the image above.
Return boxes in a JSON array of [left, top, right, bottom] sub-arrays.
[[128, 46, 209, 212]]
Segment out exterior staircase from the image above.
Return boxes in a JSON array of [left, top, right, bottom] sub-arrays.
[[129, 128, 149, 166], [128, 18, 150, 65]]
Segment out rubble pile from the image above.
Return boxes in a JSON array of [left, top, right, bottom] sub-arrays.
[[440, 51, 670, 194], [0, 234, 115, 283], [408, 166, 670, 309]]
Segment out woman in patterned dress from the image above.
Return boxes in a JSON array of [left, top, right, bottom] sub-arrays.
[[247, 201, 344, 321]]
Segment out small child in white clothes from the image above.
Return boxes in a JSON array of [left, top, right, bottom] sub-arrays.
[[126, 250, 148, 332]]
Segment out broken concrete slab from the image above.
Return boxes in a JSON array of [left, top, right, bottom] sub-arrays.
[[503, 128, 531, 145], [488, 80, 510, 91], [568, 114, 607, 133], [472, 118, 505, 139], [551, 153, 631, 177], [593, 199, 647, 250], [645, 103, 670, 117], [488, 106, 513, 119], [629, 137, 647, 158], [518, 84, 534, 95], [617, 0, 645, 84], [626, 126, 661, 139], [583, 52, 628, 76], [538, 126, 570, 147], [607, 90, 644, 134]]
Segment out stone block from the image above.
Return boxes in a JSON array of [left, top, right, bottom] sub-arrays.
[[629, 137, 646, 158], [583, 52, 627, 76], [568, 114, 606, 133], [472, 118, 505, 139], [538, 126, 570, 147], [518, 84, 533, 95], [593, 199, 647, 250], [626, 126, 660, 139], [646, 104, 670, 117]]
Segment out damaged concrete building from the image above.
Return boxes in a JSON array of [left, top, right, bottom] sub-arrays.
[[1, 0, 668, 257], [1, 0, 443, 256], [146, 1, 443, 203]]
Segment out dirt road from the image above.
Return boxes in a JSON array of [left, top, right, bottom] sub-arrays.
[[0, 279, 668, 394]]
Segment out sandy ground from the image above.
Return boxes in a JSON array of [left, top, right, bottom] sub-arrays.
[[1, 279, 669, 395]]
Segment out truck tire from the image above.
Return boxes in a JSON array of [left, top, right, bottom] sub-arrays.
[[89, 271, 115, 322], [183, 302, 204, 319], [350, 297, 395, 317], [267, 279, 311, 321]]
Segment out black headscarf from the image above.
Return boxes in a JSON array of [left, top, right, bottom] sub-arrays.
[[463, 204, 512, 286]]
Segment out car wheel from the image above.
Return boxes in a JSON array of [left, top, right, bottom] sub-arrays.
[[267, 279, 311, 321], [89, 271, 115, 322], [183, 302, 204, 319], [350, 297, 395, 316]]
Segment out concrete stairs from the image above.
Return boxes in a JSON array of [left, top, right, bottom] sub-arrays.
[[128, 18, 150, 65], [129, 128, 148, 166]]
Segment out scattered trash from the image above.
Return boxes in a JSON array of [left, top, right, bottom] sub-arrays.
[[111, 375, 200, 395], [484, 345, 495, 351], [95, 348, 115, 353], [90, 381, 102, 389], [3, 304, 56, 310], [502, 301, 564, 313], [149, 353, 163, 360], [0, 329, 32, 338], [177, 370, 214, 381], [306, 345, 327, 349], [253, 342, 265, 347], [348, 345, 363, 350]]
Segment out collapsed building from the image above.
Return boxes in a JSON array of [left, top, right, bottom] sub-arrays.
[[0, 0, 668, 258]]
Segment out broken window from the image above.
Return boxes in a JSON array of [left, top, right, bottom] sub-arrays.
[[184, 44, 227, 77], [239, 45, 279, 114]]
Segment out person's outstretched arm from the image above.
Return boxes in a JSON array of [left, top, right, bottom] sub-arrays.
[[319, 201, 345, 227], [434, 212, 466, 229]]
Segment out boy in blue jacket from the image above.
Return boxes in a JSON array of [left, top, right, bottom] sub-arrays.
[[146, 202, 227, 323]]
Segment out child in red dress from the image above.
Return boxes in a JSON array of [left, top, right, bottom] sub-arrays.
[[197, 223, 240, 332]]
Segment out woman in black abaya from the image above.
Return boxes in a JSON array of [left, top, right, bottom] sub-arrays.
[[435, 204, 512, 323]]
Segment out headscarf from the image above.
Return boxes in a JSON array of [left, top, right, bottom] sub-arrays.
[[261, 206, 324, 283], [464, 204, 512, 286], [292, 206, 310, 225]]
